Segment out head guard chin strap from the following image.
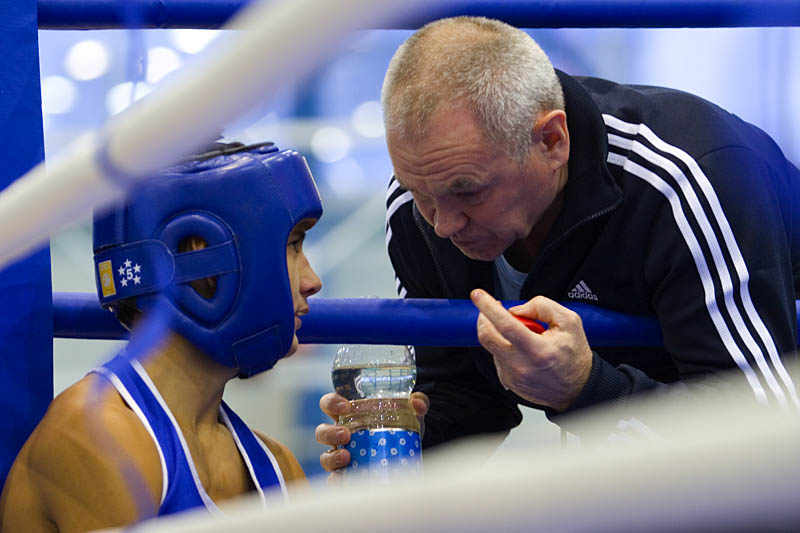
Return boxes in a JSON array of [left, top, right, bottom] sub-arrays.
[[92, 143, 323, 377]]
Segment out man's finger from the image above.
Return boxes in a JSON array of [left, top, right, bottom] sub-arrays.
[[410, 392, 429, 417], [511, 295, 574, 329], [472, 289, 542, 348], [410, 392, 429, 438], [477, 311, 513, 354]]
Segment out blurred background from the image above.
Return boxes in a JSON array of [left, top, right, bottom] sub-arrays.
[[44, 25, 800, 483]]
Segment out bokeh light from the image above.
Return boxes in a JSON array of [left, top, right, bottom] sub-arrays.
[[310, 126, 351, 163], [351, 100, 384, 138], [64, 40, 110, 81], [40, 75, 77, 114], [325, 156, 368, 197]]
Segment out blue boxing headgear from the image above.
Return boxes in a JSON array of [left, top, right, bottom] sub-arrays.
[[92, 143, 322, 377]]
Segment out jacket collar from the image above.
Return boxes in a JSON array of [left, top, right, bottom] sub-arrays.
[[545, 70, 622, 242]]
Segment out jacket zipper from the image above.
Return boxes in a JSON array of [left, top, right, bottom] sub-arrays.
[[522, 198, 622, 296], [413, 206, 457, 299]]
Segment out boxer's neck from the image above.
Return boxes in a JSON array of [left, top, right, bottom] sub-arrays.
[[138, 330, 236, 430]]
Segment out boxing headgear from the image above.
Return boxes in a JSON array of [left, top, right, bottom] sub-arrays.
[[92, 143, 322, 377]]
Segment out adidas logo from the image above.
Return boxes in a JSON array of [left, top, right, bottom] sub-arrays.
[[568, 280, 598, 301]]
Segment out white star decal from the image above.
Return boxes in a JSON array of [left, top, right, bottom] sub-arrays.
[[133, 264, 141, 273], [117, 266, 125, 276], [124, 259, 132, 268], [120, 278, 128, 287], [133, 276, 141, 285]]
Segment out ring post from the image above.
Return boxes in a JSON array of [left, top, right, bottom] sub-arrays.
[[0, 0, 53, 490]]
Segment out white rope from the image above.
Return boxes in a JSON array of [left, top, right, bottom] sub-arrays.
[[0, 0, 421, 271], [95, 370, 800, 532]]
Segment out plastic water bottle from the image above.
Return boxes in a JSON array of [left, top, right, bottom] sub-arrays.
[[331, 344, 422, 482]]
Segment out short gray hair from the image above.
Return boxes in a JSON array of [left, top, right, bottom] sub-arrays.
[[381, 16, 564, 164]]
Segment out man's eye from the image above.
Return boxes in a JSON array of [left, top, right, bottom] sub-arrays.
[[411, 190, 428, 201], [288, 236, 304, 252], [455, 190, 485, 204]]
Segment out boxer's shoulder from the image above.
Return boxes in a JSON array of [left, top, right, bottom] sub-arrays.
[[1, 374, 162, 531], [43, 374, 149, 441], [23, 375, 162, 512]]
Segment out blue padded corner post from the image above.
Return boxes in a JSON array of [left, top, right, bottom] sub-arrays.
[[0, 0, 53, 489]]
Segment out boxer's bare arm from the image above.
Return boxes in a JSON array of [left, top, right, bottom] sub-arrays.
[[0, 376, 162, 533], [0, 449, 54, 533]]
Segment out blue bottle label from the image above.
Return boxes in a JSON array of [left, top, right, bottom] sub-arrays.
[[344, 428, 422, 481]]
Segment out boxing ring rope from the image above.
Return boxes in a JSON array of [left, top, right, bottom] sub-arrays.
[[113, 378, 800, 532], [52, 292, 800, 346], [38, 0, 800, 30], [52, 293, 667, 345]]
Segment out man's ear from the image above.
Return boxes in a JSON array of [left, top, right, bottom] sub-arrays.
[[532, 110, 569, 169]]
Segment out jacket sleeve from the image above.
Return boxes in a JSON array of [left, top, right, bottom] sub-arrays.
[[553, 145, 799, 431], [385, 177, 523, 450]]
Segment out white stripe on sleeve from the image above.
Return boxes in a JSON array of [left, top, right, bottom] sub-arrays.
[[606, 150, 769, 404], [604, 114, 797, 407]]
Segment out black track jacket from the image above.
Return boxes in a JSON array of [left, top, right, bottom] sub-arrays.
[[385, 70, 800, 447]]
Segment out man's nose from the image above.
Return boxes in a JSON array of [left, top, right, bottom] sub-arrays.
[[433, 205, 467, 239]]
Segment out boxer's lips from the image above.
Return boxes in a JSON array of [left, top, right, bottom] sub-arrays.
[[295, 306, 308, 330]]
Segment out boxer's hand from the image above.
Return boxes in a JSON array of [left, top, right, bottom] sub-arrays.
[[316, 393, 352, 474], [471, 289, 592, 412], [316, 392, 429, 476]]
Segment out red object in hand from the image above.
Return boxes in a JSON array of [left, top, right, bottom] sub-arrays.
[[514, 315, 545, 334]]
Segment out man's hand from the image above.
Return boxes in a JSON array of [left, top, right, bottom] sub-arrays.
[[315, 392, 429, 475], [471, 289, 593, 412]]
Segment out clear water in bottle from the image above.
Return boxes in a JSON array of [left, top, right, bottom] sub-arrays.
[[332, 365, 417, 400]]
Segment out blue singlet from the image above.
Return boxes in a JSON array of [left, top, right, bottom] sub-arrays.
[[92, 354, 287, 517]]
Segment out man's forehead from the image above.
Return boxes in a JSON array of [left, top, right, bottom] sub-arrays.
[[395, 172, 488, 195], [388, 127, 495, 196]]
